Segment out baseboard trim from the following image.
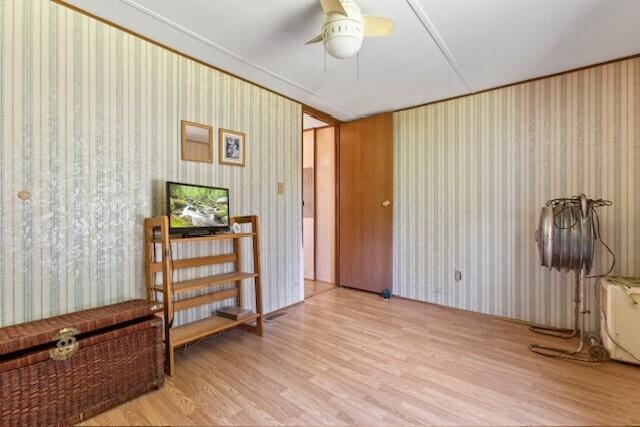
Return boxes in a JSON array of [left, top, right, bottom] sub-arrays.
[[266, 299, 304, 316], [391, 294, 540, 328]]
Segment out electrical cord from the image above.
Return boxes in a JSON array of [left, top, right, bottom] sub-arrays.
[[588, 207, 616, 278]]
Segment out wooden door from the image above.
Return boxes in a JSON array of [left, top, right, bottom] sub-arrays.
[[339, 113, 393, 293]]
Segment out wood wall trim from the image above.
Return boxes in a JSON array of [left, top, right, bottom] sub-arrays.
[[265, 299, 304, 316], [391, 295, 543, 328], [300, 112, 305, 294], [302, 129, 315, 281], [51, 0, 341, 124], [334, 125, 340, 286], [313, 127, 318, 281], [303, 106, 342, 126], [303, 124, 334, 132]]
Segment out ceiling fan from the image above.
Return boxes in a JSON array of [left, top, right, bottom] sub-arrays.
[[306, 0, 393, 59]]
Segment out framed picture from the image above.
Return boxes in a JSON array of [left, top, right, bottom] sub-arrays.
[[219, 128, 246, 167], [181, 120, 213, 163]]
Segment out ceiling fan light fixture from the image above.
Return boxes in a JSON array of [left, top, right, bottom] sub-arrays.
[[322, 6, 363, 59], [307, 0, 393, 60], [324, 35, 363, 59]]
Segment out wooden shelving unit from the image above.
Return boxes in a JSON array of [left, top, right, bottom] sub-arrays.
[[144, 215, 263, 375]]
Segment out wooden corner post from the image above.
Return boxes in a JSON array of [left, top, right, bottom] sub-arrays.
[[144, 216, 175, 375], [232, 215, 264, 336]]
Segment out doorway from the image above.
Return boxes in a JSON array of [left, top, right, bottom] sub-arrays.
[[302, 110, 338, 299]]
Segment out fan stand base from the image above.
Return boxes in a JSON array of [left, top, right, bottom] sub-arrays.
[[528, 268, 609, 363], [529, 325, 577, 339], [529, 334, 609, 363]]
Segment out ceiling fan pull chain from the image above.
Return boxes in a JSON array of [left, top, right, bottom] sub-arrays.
[[324, 46, 327, 73]]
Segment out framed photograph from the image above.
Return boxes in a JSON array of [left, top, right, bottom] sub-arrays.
[[219, 128, 246, 167], [181, 120, 213, 163]]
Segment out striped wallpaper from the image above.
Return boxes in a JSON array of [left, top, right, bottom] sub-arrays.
[[0, 0, 302, 327], [394, 57, 640, 330]]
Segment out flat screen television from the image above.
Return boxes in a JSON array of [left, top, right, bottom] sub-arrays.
[[166, 181, 230, 235]]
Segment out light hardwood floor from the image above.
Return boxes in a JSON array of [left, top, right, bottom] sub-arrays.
[[84, 288, 640, 426], [304, 279, 336, 299]]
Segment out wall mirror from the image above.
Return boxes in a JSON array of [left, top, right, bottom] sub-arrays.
[[181, 120, 213, 163]]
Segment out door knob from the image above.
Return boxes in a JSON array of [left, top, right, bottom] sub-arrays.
[[381, 200, 391, 208]]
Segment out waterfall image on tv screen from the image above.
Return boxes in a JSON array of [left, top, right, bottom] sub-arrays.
[[168, 183, 229, 229]]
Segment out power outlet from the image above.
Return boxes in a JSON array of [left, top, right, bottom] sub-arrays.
[[455, 271, 462, 281], [277, 182, 285, 195]]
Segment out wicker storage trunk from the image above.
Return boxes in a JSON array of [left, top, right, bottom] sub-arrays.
[[0, 300, 164, 426]]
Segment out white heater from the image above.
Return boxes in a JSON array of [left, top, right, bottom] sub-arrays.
[[599, 277, 640, 364]]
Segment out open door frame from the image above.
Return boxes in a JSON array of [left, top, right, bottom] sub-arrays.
[[301, 107, 341, 290]]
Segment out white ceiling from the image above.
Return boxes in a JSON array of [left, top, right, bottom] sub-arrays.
[[63, 0, 640, 121], [303, 114, 329, 130]]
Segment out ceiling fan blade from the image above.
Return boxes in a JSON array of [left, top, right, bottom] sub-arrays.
[[363, 15, 393, 37], [320, 0, 349, 16], [305, 34, 324, 45]]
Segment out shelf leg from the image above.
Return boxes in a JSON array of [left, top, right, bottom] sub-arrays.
[[251, 216, 264, 337], [233, 236, 242, 308], [168, 349, 175, 376], [164, 324, 175, 375], [256, 316, 264, 337]]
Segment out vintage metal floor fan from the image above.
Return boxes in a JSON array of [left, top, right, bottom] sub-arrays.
[[532, 194, 612, 362]]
